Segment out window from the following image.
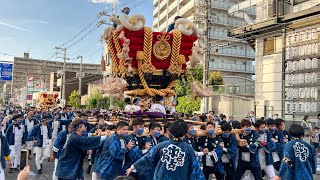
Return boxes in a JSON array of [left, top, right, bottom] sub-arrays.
[[263, 37, 275, 56], [275, 36, 283, 53]]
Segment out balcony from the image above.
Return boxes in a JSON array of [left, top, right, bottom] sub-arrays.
[[209, 31, 245, 42], [153, 9, 158, 17], [167, 14, 176, 25], [210, 16, 246, 27], [211, 1, 235, 10], [209, 62, 255, 74], [180, 0, 195, 18], [159, 8, 168, 23], [168, 0, 178, 15], [153, 0, 158, 7], [212, 47, 255, 58], [153, 19, 158, 28], [159, 0, 168, 14], [158, 21, 168, 32]]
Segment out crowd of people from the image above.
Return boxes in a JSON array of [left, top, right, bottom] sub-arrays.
[[0, 103, 318, 180]]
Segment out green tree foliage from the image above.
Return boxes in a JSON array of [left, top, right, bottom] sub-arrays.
[[191, 65, 204, 82], [175, 65, 203, 97], [174, 65, 203, 114], [86, 89, 125, 110], [68, 90, 81, 108], [176, 96, 201, 115], [208, 71, 224, 90], [113, 98, 124, 109]]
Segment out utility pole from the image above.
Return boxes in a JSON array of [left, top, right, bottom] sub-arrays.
[[77, 56, 83, 96], [203, 0, 210, 113], [55, 47, 67, 107], [77, 56, 83, 108], [244, 45, 247, 93]]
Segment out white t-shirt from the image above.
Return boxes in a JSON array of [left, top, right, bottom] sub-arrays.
[[25, 119, 35, 133], [124, 105, 141, 113], [53, 121, 60, 131], [42, 125, 48, 142], [150, 104, 166, 114], [170, 106, 176, 114], [14, 126, 24, 146], [258, 133, 267, 168]]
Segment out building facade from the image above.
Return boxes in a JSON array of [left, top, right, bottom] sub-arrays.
[[54, 71, 103, 103], [229, 0, 320, 120], [153, 0, 256, 94], [3, 53, 101, 104]]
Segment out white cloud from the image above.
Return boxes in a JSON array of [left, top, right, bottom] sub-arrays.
[[23, 19, 49, 25], [0, 21, 30, 32], [89, 0, 119, 4]]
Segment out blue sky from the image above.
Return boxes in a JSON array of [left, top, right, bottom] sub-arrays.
[[0, 0, 153, 64]]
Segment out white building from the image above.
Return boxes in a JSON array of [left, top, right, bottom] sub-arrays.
[[153, 0, 256, 94], [228, 0, 320, 120]]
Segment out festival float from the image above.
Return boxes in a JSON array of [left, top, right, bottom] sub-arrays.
[[36, 92, 59, 109], [100, 13, 211, 99], [97, 13, 220, 134]]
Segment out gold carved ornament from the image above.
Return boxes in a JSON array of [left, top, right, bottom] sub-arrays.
[[122, 27, 185, 97], [153, 34, 171, 60], [112, 30, 125, 75], [167, 30, 182, 76], [125, 51, 176, 97], [141, 27, 156, 74], [107, 38, 119, 74]]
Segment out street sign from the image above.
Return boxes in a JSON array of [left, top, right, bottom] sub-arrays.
[[0, 63, 13, 81]]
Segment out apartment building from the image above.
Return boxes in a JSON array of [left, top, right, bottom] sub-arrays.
[[153, 0, 256, 94], [3, 52, 101, 101], [228, 0, 320, 119]]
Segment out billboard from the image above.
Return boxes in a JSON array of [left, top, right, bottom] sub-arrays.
[[0, 63, 13, 81]]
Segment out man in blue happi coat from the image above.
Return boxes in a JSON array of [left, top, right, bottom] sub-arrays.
[[59, 107, 73, 131], [79, 113, 93, 133], [235, 119, 262, 180], [94, 121, 134, 180], [219, 122, 237, 180], [5, 114, 28, 173], [266, 118, 284, 171], [86, 115, 108, 175], [183, 124, 200, 153], [126, 120, 205, 180], [24, 112, 38, 159], [275, 118, 291, 170], [144, 122, 161, 148], [123, 118, 151, 178], [254, 120, 276, 180], [159, 122, 172, 143], [27, 115, 52, 174], [198, 122, 224, 180], [47, 113, 72, 143], [275, 124, 317, 180], [55, 118, 107, 180], [0, 128, 11, 179], [51, 125, 71, 180]]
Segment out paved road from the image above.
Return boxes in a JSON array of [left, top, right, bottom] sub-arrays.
[[5, 153, 92, 180], [5, 154, 320, 180]]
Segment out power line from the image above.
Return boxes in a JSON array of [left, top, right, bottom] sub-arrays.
[[69, 38, 101, 58], [86, 48, 103, 58], [59, 16, 100, 48], [65, 25, 99, 50]]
